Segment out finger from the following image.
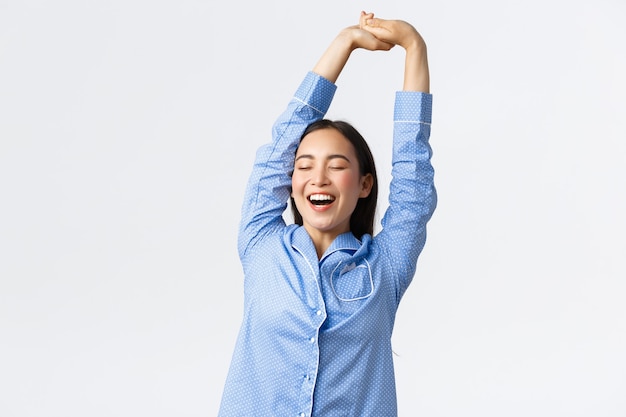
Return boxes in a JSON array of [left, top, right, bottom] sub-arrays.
[[359, 11, 374, 29], [381, 41, 395, 51], [362, 18, 392, 40], [365, 17, 386, 29], [368, 35, 394, 51]]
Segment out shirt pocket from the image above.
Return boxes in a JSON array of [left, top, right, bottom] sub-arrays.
[[330, 260, 373, 301]]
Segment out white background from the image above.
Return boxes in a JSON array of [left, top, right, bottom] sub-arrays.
[[1, 0, 625, 416]]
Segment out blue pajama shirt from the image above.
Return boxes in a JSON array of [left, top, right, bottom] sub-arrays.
[[219, 72, 436, 417]]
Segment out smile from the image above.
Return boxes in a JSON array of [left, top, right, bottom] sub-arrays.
[[308, 193, 336, 206]]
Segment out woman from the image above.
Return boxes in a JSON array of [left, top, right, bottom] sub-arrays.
[[219, 12, 436, 416]]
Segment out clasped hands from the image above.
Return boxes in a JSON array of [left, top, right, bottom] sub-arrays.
[[342, 11, 426, 53]]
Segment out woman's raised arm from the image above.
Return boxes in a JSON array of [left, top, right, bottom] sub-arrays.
[[360, 13, 430, 93]]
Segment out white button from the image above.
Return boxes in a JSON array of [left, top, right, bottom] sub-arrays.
[[316, 310, 322, 316], [299, 413, 305, 417], [309, 337, 315, 343]]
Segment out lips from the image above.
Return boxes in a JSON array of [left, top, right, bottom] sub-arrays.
[[308, 193, 336, 206]]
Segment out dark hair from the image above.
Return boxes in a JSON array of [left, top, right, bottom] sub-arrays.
[[290, 119, 378, 239]]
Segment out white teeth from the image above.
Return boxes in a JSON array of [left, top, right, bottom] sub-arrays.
[[309, 194, 335, 201]]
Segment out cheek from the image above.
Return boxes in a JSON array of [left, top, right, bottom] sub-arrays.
[[334, 172, 361, 192], [291, 174, 305, 194]]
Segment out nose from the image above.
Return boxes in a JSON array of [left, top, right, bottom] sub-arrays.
[[310, 166, 329, 186]]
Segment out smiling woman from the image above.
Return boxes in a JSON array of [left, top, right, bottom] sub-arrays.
[[291, 123, 375, 257], [218, 11, 437, 417]]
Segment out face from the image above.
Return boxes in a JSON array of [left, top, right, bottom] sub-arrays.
[[292, 128, 373, 241]]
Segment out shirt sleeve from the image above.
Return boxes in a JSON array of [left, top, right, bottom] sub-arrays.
[[376, 91, 437, 301], [238, 72, 337, 261]]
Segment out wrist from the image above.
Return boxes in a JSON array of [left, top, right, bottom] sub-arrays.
[[336, 28, 360, 53], [403, 36, 427, 55]]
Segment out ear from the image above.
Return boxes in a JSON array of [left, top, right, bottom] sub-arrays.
[[359, 173, 374, 198]]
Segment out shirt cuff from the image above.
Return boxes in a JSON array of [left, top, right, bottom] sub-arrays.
[[294, 71, 337, 116], [394, 92, 433, 124]]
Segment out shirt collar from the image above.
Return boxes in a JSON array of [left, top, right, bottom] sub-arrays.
[[290, 226, 370, 264]]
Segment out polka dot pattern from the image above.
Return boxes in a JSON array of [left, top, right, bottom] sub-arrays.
[[219, 72, 436, 417]]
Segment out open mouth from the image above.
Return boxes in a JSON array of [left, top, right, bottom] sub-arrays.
[[308, 194, 335, 206]]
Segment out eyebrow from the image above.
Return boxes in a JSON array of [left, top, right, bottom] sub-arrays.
[[295, 154, 351, 162]]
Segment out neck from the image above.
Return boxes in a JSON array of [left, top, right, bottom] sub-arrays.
[[304, 227, 344, 260]]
